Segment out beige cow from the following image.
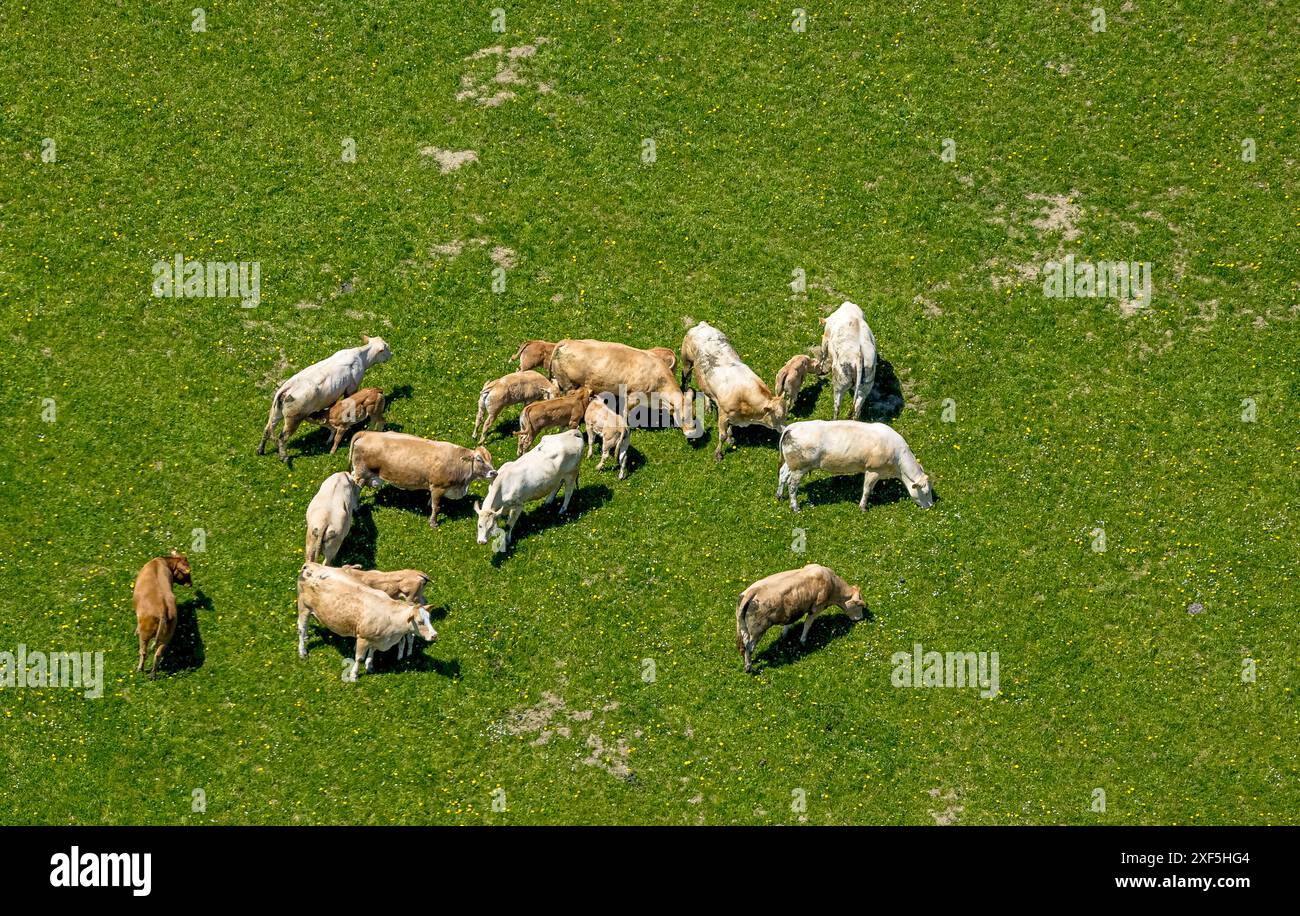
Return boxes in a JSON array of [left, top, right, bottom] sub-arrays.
[[773, 354, 824, 410], [304, 472, 360, 565], [584, 394, 630, 479], [680, 321, 786, 460], [311, 387, 386, 454], [349, 431, 496, 528], [473, 370, 559, 443], [132, 551, 193, 677], [777, 420, 933, 512], [337, 565, 431, 660], [548, 339, 703, 440], [297, 563, 437, 680], [735, 564, 865, 673]]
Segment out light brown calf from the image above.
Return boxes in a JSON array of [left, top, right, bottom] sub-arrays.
[[774, 355, 823, 409], [735, 564, 865, 673], [510, 340, 557, 373], [516, 387, 593, 455], [584, 396, 630, 479], [473, 370, 559, 443], [311, 387, 386, 454], [132, 551, 193, 677], [349, 431, 497, 528]]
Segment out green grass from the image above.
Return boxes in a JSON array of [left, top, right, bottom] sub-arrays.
[[0, 1, 1296, 824]]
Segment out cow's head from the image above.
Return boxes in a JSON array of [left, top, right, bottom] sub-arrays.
[[910, 471, 935, 509], [473, 501, 503, 546], [361, 335, 393, 364], [409, 606, 438, 643], [166, 550, 192, 587], [844, 585, 866, 621], [764, 397, 788, 432], [463, 446, 497, 480]]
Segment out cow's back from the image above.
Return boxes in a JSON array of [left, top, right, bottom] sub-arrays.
[[552, 339, 673, 395], [352, 432, 468, 487]]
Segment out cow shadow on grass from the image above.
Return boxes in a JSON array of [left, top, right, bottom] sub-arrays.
[[159, 590, 211, 674], [865, 359, 904, 422], [792, 376, 827, 417], [751, 607, 873, 673], [335, 503, 378, 568], [488, 483, 614, 564], [584, 442, 645, 479], [370, 486, 484, 528], [797, 474, 914, 510]]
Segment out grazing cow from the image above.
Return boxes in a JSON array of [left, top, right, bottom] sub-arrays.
[[473, 370, 559, 443], [584, 394, 630, 479], [549, 339, 703, 440], [515, 386, 593, 455], [680, 321, 786, 461], [311, 387, 386, 454], [304, 472, 361, 565], [819, 302, 877, 419], [259, 336, 392, 461], [644, 346, 677, 372], [510, 339, 557, 373], [774, 354, 824, 410], [296, 563, 437, 680], [777, 420, 934, 512], [735, 564, 865, 673], [132, 550, 193, 677], [475, 429, 583, 549], [349, 431, 496, 528], [337, 565, 431, 659]]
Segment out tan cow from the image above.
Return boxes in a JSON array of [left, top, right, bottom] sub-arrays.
[[774, 354, 823, 410], [548, 339, 703, 440], [515, 387, 593, 455], [680, 321, 786, 460], [259, 336, 392, 462], [510, 340, 557, 373], [584, 394, 630, 479], [132, 550, 193, 677], [735, 564, 866, 673], [473, 370, 559, 443], [337, 565, 431, 660], [310, 387, 386, 454], [297, 563, 437, 680], [349, 431, 497, 528]]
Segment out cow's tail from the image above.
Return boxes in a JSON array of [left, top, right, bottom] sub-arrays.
[[508, 341, 526, 365], [305, 527, 322, 564], [261, 384, 289, 445], [736, 591, 756, 652]]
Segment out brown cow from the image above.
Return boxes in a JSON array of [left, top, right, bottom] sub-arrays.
[[132, 550, 193, 677], [735, 564, 865, 673], [310, 387, 386, 454], [515, 387, 593, 455], [510, 340, 557, 373], [349, 431, 497, 528]]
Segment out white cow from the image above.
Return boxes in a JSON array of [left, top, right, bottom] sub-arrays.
[[259, 336, 392, 461], [777, 420, 934, 512], [820, 302, 877, 419], [474, 429, 583, 549], [304, 472, 360, 565]]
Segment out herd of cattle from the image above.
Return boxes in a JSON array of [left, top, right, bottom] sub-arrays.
[[132, 302, 936, 678]]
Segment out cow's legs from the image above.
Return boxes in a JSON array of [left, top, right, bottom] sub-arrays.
[[297, 600, 311, 658], [329, 427, 344, 454], [586, 428, 595, 459], [278, 414, 304, 462], [559, 471, 577, 513], [505, 506, 523, 543], [472, 402, 484, 440], [618, 440, 628, 479], [799, 610, 820, 644], [150, 638, 167, 678], [777, 462, 790, 499], [832, 387, 843, 420], [136, 626, 152, 673], [428, 491, 441, 529], [787, 469, 805, 512], [714, 413, 730, 461], [859, 471, 880, 511]]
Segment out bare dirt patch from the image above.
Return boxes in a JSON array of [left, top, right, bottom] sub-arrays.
[[928, 787, 964, 825], [457, 37, 553, 107], [419, 146, 479, 174]]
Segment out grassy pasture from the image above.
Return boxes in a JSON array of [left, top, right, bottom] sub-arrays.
[[0, 2, 1295, 824]]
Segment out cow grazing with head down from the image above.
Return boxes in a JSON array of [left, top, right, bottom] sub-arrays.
[[820, 302, 877, 419], [349, 431, 496, 528], [510, 340, 558, 373], [304, 472, 360, 565], [132, 550, 193, 677], [548, 339, 703, 441], [336, 565, 431, 660], [310, 387, 387, 454], [473, 370, 559, 443], [777, 420, 933, 513], [259, 336, 392, 462], [680, 321, 786, 461], [297, 563, 437, 680], [475, 429, 584, 550], [735, 564, 866, 673], [584, 393, 631, 479], [774, 354, 824, 410]]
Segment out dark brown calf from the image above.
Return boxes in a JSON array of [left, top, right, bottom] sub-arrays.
[[516, 387, 593, 454], [132, 551, 193, 677]]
